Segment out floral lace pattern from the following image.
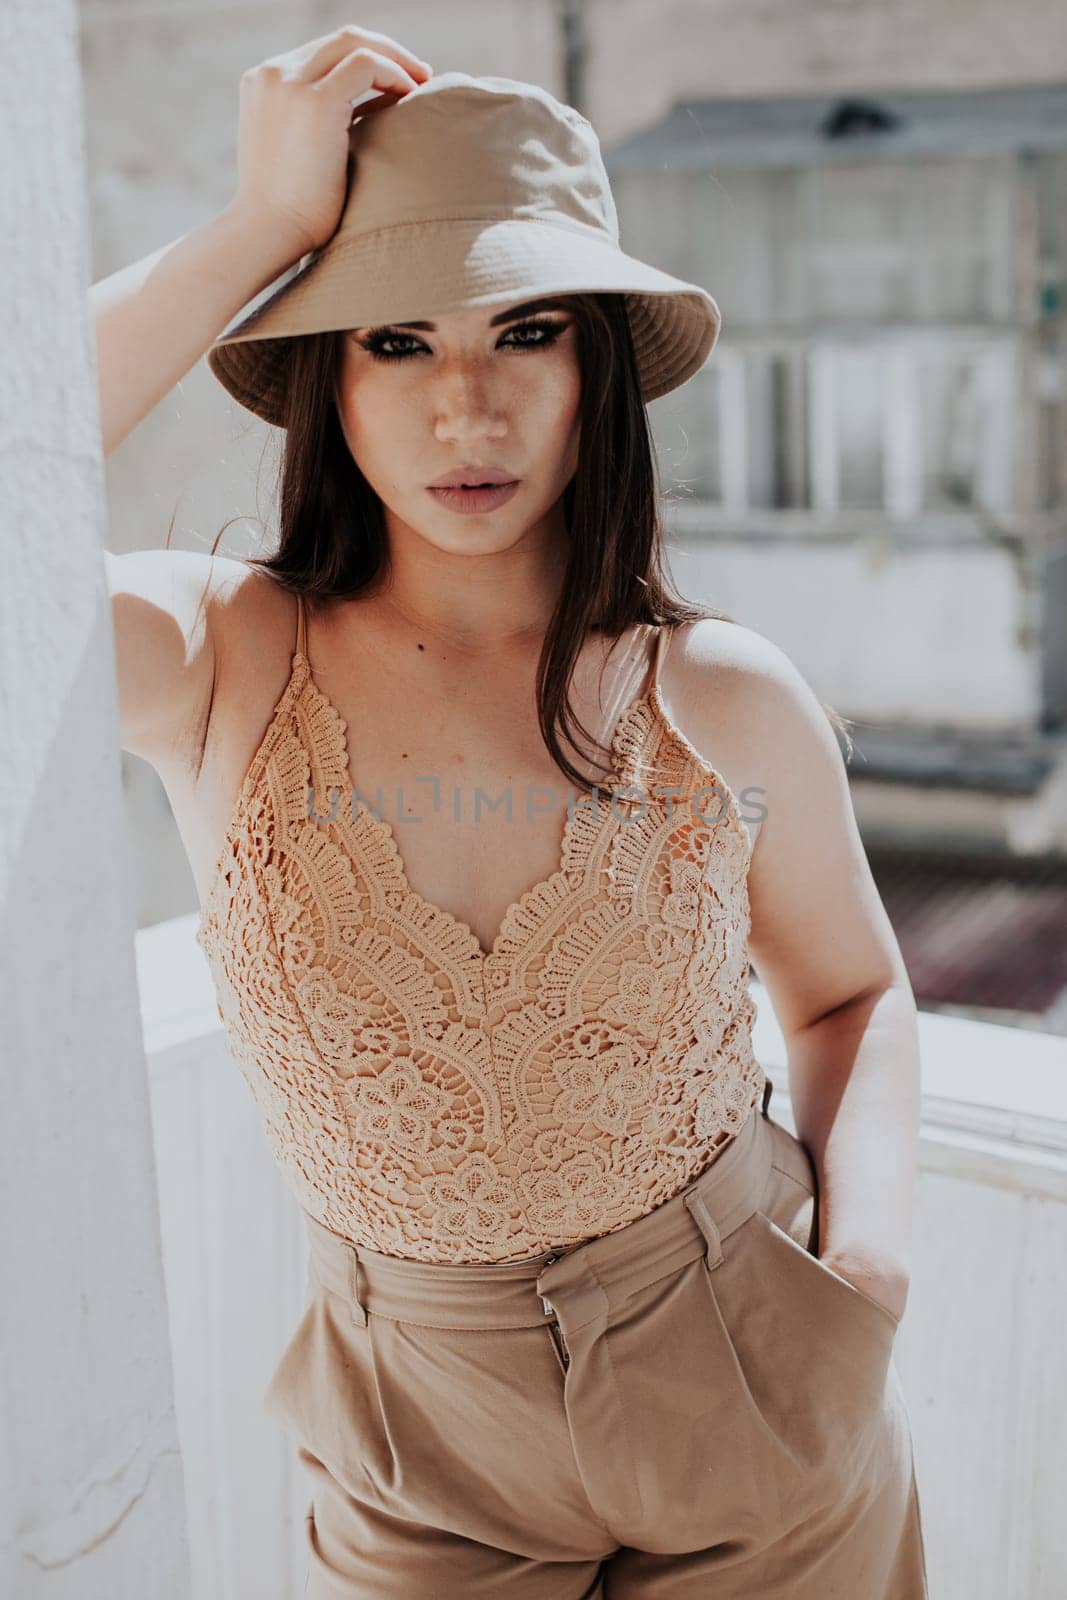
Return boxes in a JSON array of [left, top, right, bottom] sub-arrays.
[[195, 620, 767, 1263]]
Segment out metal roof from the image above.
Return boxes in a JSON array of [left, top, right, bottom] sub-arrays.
[[604, 83, 1067, 173]]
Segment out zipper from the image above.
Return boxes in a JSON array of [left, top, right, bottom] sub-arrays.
[[539, 1250, 560, 1317], [546, 1315, 571, 1371], [540, 1253, 570, 1371]]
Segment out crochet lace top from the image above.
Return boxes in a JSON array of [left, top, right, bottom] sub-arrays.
[[195, 595, 767, 1264]]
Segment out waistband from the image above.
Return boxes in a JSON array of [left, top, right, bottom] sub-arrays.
[[303, 1076, 779, 1333]]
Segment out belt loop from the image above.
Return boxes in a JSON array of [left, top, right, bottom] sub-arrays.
[[761, 1075, 774, 1119], [684, 1188, 724, 1270], [346, 1244, 369, 1327]]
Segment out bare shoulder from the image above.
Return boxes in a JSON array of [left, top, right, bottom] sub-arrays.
[[204, 557, 300, 666], [667, 615, 815, 695], [665, 616, 844, 758], [107, 548, 239, 772], [658, 617, 850, 852], [106, 549, 291, 777]]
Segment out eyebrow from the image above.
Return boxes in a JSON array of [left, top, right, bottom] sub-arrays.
[[358, 297, 575, 333]]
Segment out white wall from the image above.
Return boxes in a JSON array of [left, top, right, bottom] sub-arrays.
[[0, 2, 190, 1593], [668, 528, 1040, 728]]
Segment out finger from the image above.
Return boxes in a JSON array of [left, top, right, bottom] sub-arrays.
[[293, 26, 431, 85], [319, 47, 422, 107]]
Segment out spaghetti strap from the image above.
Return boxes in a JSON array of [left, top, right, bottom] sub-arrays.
[[294, 591, 307, 660], [650, 621, 674, 700]]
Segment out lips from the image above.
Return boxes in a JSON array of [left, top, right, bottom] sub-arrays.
[[426, 480, 521, 513], [428, 466, 518, 488]]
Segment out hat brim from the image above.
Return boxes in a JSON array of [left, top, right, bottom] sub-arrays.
[[207, 216, 721, 426]]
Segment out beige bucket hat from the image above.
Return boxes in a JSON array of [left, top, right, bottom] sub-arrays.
[[207, 71, 722, 427]]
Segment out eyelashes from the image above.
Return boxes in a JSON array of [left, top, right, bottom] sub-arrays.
[[354, 318, 568, 363]]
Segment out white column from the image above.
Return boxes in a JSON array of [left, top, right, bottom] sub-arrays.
[[0, 3, 191, 1596]]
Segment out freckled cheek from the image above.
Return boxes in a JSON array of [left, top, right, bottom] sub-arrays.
[[528, 361, 581, 429], [335, 360, 579, 473], [335, 385, 419, 460]]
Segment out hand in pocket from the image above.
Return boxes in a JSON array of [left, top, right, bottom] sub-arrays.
[[816, 1247, 907, 1329]]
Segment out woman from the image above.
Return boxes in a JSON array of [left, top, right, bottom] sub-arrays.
[[94, 26, 928, 1598]]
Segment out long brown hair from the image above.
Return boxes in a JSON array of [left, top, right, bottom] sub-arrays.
[[199, 291, 852, 790]]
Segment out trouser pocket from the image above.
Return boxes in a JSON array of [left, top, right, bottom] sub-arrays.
[[759, 1117, 902, 1335], [702, 1117, 899, 1507], [261, 1290, 383, 1500]]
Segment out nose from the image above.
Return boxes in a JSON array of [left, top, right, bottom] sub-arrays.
[[432, 363, 508, 442]]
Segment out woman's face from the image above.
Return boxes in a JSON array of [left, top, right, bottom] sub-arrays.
[[332, 296, 581, 553]]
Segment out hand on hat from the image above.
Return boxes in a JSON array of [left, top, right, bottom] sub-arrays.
[[230, 25, 434, 265]]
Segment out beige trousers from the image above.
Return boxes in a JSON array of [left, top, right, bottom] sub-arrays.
[[264, 1082, 929, 1597]]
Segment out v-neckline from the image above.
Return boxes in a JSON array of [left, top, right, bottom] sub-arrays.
[[294, 637, 667, 969]]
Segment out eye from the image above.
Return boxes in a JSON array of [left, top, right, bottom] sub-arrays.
[[355, 318, 568, 363], [503, 319, 567, 350], [353, 328, 421, 361]]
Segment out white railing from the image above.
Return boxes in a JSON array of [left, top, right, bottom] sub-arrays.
[[138, 914, 1067, 1600], [649, 327, 1027, 518]]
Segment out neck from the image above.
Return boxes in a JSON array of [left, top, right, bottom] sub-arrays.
[[369, 504, 571, 652]]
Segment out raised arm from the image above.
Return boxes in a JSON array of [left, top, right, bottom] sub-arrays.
[[90, 24, 432, 457], [93, 27, 432, 773], [91, 207, 303, 459]]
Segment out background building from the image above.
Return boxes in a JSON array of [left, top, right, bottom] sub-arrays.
[[607, 84, 1067, 1031]]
